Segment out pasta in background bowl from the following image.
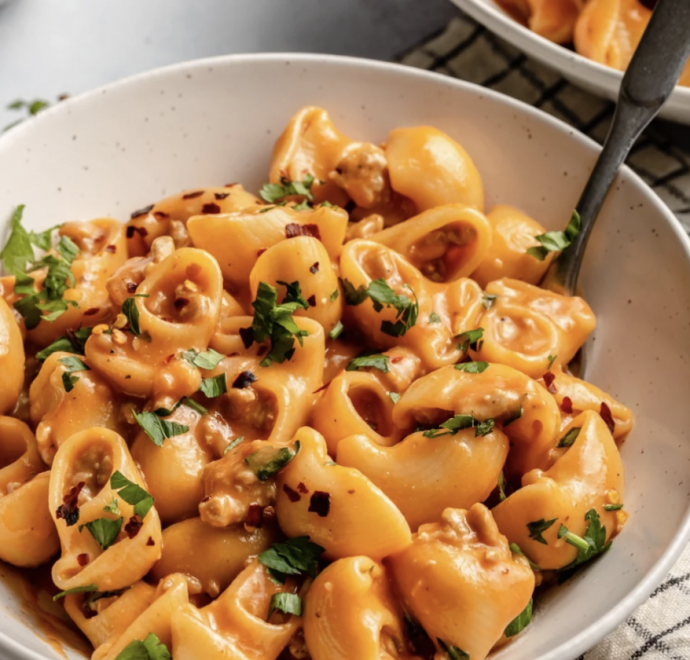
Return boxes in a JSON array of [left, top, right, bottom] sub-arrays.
[[0, 54, 689, 660], [448, 0, 690, 124]]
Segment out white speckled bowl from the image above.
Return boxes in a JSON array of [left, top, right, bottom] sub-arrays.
[[449, 0, 690, 124], [1, 54, 690, 660]]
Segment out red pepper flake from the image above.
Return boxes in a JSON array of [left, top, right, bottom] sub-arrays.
[[83, 308, 99, 316], [174, 298, 190, 310], [310, 262, 320, 274], [146, 537, 155, 547], [391, 356, 403, 364], [600, 402, 616, 434], [246, 504, 264, 528], [285, 223, 321, 240], [542, 371, 557, 394], [56, 481, 85, 527], [312, 381, 330, 394], [130, 204, 153, 219], [124, 515, 143, 539], [307, 295, 316, 307], [232, 370, 257, 389], [201, 203, 221, 214], [153, 211, 170, 220], [77, 553, 89, 567], [182, 190, 204, 199], [308, 491, 331, 517], [105, 245, 117, 254], [297, 482, 309, 494], [225, 182, 238, 188], [561, 396, 573, 414], [257, 248, 267, 257], [214, 192, 230, 200], [239, 327, 254, 349], [126, 282, 137, 294], [283, 484, 301, 503], [127, 226, 149, 239]]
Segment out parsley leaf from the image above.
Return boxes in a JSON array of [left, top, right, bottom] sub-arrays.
[[547, 354, 558, 369], [121, 297, 143, 336], [429, 311, 442, 324], [267, 592, 302, 621], [498, 471, 507, 501], [182, 348, 225, 370], [527, 518, 558, 545], [277, 280, 310, 308], [1, 205, 32, 274], [328, 320, 344, 340], [224, 436, 245, 455], [456, 328, 484, 352], [153, 397, 208, 417], [423, 414, 494, 438], [504, 406, 523, 426], [557, 427, 580, 448], [114, 633, 172, 660], [245, 442, 301, 481], [437, 638, 469, 660], [258, 536, 325, 584], [199, 374, 227, 398], [245, 281, 309, 367], [36, 327, 92, 360], [389, 392, 401, 404], [58, 356, 90, 392], [103, 498, 121, 515], [558, 509, 611, 571], [527, 210, 581, 261], [82, 517, 123, 550], [504, 598, 533, 638], [133, 410, 189, 447], [330, 288, 339, 302], [509, 542, 541, 571], [259, 174, 315, 204], [604, 503, 624, 511], [454, 361, 489, 373], [482, 293, 497, 310], [346, 354, 390, 373], [53, 584, 99, 602], [110, 471, 155, 519]]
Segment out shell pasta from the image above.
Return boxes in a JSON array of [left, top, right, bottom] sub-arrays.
[[0, 107, 631, 660]]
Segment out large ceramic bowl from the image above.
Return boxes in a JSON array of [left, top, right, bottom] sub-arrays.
[[449, 0, 690, 124], [1, 53, 690, 660]]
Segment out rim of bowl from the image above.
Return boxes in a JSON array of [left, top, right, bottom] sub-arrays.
[[450, 0, 690, 102], [1, 52, 690, 660]]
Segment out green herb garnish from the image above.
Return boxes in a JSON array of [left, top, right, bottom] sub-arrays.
[[527, 210, 581, 261], [527, 518, 557, 545], [199, 374, 228, 398], [53, 584, 98, 602], [423, 414, 494, 438], [114, 633, 172, 660], [133, 410, 189, 447], [454, 361, 489, 373], [437, 638, 469, 660], [182, 348, 225, 370], [267, 592, 302, 621], [259, 174, 315, 204], [82, 517, 123, 550], [456, 328, 484, 352], [505, 598, 533, 638], [328, 320, 344, 340], [557, 509, 611, 571], [346, 353, 390, 373], [557, 427, 580, 448], [110, 471, 154, 519], [58, 356, 90, 392], [245, 442, 301, 481], [257, 536, 325, 584]]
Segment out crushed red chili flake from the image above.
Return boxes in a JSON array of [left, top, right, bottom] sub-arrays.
[[285, 223, 321, 240], [297, 482, 309, 494], [239, 327, 254, 349], [201, 202, 221, 214], [146, 537, 155, 547], [312, 381, 330, 394], [182, 190, 204, 199], [283, 484, 301, 503], [130, 204, 154, 219], [56, 482, 86, 527], [257, 248, 267, 257], [310, 262, 320, 274], [225, 182, 238, 188], [542, 371, 557, 394], [77, 553, 89, 567], [232, 370, 257, 389], [174, 298, 190, 311], [83, 308, 99, 316], [600, 402, 616, 434], [246, 504, 264, 528], [308, 491, 331, 518], [126, 282, 137, 294], [561, 396, 574, 414], [153, 211, 170, 220], [390, 356, 403, 364], [307, 295, 316, 307], [214, 192, 230, 200], [105, 245, 117, 254], [127, 226, 149, 239], [124, 515, 143, 539]]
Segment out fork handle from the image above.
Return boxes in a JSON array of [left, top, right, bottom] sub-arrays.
[[548, 0, 690, 295]]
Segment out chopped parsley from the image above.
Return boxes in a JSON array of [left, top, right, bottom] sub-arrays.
[[456, 328, 484, 352], [504, 598, 533, 638], [389, 392, 401, 404], [557, 509, 611, 571], [267, 592, 302, 621], [114, 633, 172, 660], [259, 174, 315, 204], [133, 410, 189, 447], [557, 427, 580, 448], [81, 517, 123, 550], [437, 639, 469, 660], [224, 436, 245, 455], [245, 442, 301, 481], [498, 471, 507, 501], [423, 414, 494, 438], [121, 296, 147, 337], [504, 406, 523, 426], [243, 281, 309, 367], [482, 293, 497, 310], [257, 536, 325, 584], [153, 397, 208, 417], [547, 354, 558, 369], [346, 353, 390, 373], [53, 584, 98, 602], [527, 210, 581, 261], [110, 471, 154, 519], [4, 98, 50, 132], [429, 311, 442, 324], [103, 499, 121, 515], [182, 348, 225, 370], [330, 289, 339, 302], [58, 356, 89, 392], [509, 542, 541, 571], [328, 320, 344, 340], [199, 374, 227, 398], [527, 518, 557, 545], [455, 361, 489, 373], [604, 503, 624, 511], [37, 327, 92, 360]]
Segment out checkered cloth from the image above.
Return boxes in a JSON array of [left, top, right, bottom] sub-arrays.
[[397, 15, 690, 659]]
